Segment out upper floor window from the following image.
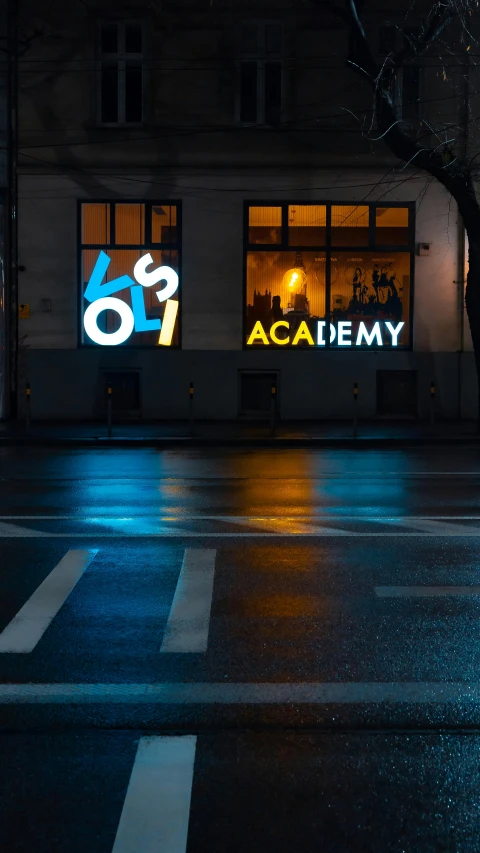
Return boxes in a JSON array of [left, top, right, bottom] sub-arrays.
[[98, 21, 143, 125], [238, 22, 283, 126], [378, 25, 420, 125]]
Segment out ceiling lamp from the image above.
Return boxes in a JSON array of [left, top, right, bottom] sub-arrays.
[[282, 251, 307, 293]]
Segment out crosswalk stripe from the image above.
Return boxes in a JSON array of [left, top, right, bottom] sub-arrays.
[[160, 549, 216, 653], [0, 549, 97, 653], [112, 736, 196, 853]]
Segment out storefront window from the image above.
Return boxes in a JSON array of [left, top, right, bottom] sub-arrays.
[[80, 201, 181, 347], [331, 205, 369, 246], [248, 206, 282, 244], [245, 203, 413, 348]]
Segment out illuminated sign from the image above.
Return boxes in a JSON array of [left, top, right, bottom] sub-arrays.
[[83, 251, 179, 346], [246, 320, 404, 347]]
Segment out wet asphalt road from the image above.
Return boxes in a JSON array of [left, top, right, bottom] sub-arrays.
[[1, 446, 480, 852]]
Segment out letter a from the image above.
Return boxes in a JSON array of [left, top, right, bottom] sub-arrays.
[[247, 321, 269, 345], [292, 321, 315, 346]]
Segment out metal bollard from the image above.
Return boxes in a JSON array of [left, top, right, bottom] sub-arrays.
[[353, 382, 358, 437], [25, 383, 31, 431], [430, 380, 436, 428], [107, 385, 112, 437], [270, 382, 277, 437], [189, 382, 194, 436]]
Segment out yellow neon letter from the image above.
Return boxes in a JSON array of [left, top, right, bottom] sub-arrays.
[[158, 298, 179, 346], [270, 321, 290, 345], [247, 321, 269, 345], [291, 321, 315, 346]]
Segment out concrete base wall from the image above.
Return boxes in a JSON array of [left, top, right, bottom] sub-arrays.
[[20, 349, 477, 421]]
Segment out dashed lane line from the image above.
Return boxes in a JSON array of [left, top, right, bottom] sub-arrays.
[[160, 549, 216, 654], [112, 736, 196, 853]]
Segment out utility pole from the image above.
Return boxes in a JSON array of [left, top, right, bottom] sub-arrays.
[[6, 0, 18, 419]]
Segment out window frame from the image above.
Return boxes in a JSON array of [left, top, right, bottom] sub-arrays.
[[243, 201, 415, 351], [236, 21, 284, 126], [97, 20, 145, 127], [77, 199, 182, 349]]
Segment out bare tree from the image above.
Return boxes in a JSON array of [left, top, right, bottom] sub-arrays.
[[318, 0, 480, 421]]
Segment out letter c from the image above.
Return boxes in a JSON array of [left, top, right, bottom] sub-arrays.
[[270, 321, 290, 345]]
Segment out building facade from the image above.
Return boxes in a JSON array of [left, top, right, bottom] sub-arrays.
[[14, 0, 476, 421]]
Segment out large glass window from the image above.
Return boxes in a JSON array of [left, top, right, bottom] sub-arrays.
[[80, 201, 181, 348], [245, 203, 413, 348]]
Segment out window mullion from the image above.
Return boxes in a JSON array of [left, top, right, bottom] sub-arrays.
[[119, 59, 126, 123], [258, 59, 264, 125]]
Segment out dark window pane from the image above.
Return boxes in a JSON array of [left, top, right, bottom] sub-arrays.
[[125, 23, 143, 53], [152, 205, 178, 244], [101, 23, 118, 54], [377, 370, 417, 414], [125, 63, 142, 122], [265, 24, 282, 55], [240, 62, 257, 122], [402, 66, 420, 121], [379, 25, 396, 54], [241, 24, 257, 54], [101, 65, 118, 123], [403, 27, 419, 51], [265, 62, 281, 125]]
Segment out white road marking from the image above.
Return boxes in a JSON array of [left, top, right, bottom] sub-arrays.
[[226, 516, 352, 535], [0, 531, 480, 538], [161, 549, 216, 653], [3, 514, 480, 521], [112, 736, 196, 853], [0, 521, 50, 537], [0, 682, 479, 704], [0, 549, 97, 652], [376, 586, 480, 597], [382, 518, 480, 535]]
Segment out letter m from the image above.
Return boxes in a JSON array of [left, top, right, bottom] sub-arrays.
[[356, 322, 382, 347]]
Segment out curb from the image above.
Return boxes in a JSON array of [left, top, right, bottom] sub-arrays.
[[1, 436, 479, 448]]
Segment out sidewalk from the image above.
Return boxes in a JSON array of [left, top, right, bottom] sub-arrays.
[[0, 419, 478, 447]]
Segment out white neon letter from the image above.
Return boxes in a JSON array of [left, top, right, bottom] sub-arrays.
[[317, 321, 336, 345], [133, 255, 179, 302], [385, 321, 405, 347], [356, 321, 382, 347], [83, 297, 134, 346], [337, 321, 352, 346]]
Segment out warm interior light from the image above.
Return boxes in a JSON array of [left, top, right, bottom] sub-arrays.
[[282, 252, 307, 293]]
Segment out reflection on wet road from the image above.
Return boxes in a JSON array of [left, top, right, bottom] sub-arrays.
[[1, 447, 480, 851]]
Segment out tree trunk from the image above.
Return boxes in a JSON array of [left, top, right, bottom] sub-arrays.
[[464, 238, 480, 430]]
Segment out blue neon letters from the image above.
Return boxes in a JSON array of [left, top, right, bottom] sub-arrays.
[[83, 252, 179, 346]]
